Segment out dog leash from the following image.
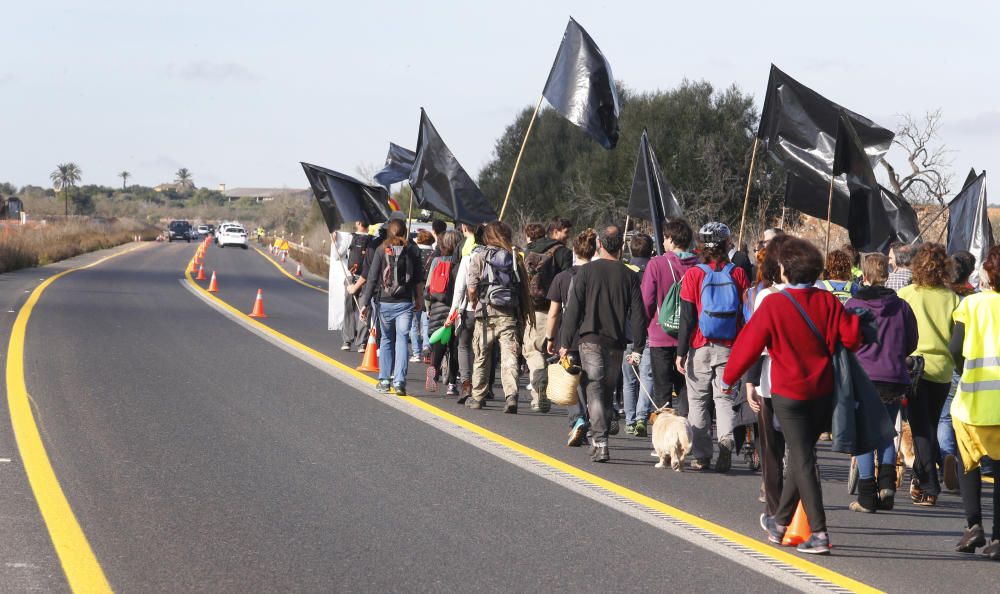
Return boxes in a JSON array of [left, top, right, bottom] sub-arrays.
[[629, 362, 671, 414]]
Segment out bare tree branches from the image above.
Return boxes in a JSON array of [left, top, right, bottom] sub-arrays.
[[880, 110, 953, 205]]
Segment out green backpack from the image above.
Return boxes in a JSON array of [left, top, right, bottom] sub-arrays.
[[657, 258, 682, 337]]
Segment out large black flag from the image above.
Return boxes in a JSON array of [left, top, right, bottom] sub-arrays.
[[373, 143, 416, 189], [833, 114, 894, 253], [301, 162, 390, 231], [784, 171, 849, 226], [758, 65, 894, 204], [628, 130, 683, 254], [408, 109, 497, 225], [947, 172, 994, 269], [879, 185, 921, 245], [542, 17, 620, 149]]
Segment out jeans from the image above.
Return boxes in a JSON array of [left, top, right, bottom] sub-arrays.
[[857, 401, 902, 479], [409, 310, 428, 357], [456, 310, 475, 384], [622, 344, 653, 425], [378, 301, 414, 385], [937, 373, 960, 460], [579, 342, 624, 443]]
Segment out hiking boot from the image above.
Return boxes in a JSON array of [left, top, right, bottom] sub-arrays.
[[983, 540, 1000, 560], [634, 419, 647, 438], [567, 418, 587, 447], [625, 423, 637, 436], [503, 396, 518, 414], [876, 464, 896, 510], [375, 379, 391, 394], [796, 533, 831, 555], [911, 480, 937, 506], [392, 383, 407, 397], [956, 524, 986, 553], [609, 414, 620, 436], [590, 443, 610, 463], [761, 514, 786, 544], [715, 437, 734, 474], [849, 478, 877, 513], [425, 366, 438, 393], [446, 383, 459, 396], [943, 454, 960, 492], [466, 398, 483, 410], [457, 381, 472, 405], [689, 458, 710, 472]]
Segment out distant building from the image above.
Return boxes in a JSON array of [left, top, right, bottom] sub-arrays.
[[221, 187, 312, 203], [154, 182, 187, 193]]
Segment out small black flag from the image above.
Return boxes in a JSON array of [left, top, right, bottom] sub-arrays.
[[628, 130, 683, 254], [947, 172, 994, 269], [373, 143, 416, 189], [409, 109, 498, 225], [833, 113, 894, 253], [301, 162, 390, 231], [542, 17, 620, 149]]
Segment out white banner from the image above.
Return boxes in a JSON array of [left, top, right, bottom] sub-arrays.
[[328, 232, 353, 331]]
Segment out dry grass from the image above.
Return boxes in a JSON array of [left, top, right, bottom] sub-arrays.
[[0, 218, 158, 273]]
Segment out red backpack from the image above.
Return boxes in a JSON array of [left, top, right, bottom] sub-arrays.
[[427, 256, 453, 301]]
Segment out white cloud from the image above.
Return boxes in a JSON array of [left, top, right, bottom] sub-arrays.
[[166, 61, 258, 82], [949, 111, 1000, 137]]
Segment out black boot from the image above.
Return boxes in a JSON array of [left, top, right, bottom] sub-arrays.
[[876, 464, 896, 510], [849, 478, 878, 513]]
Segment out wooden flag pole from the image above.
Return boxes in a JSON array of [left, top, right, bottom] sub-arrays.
[[621, 215, 630, 260], [909, 204, 949, 245], [824, 174, 836, 256], [499, 95, 544, 221], [405, 190, 414, 237], [736, 137, 760, 249]]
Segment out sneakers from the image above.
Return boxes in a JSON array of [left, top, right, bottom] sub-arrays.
[[609, 415, 620, 436], [715, 437, 734, 474], [567, 418, 587, 447], [530, 398, 551, 413], [340, 343, 350, 351], [392, 382, 407, 396], [943, 454, 959, 492], [956, 524, 986, 553], [634, 419, 647, 437], [357, 345, 366, 353], [689, 458, 710, 472], [408, 354, 421, 363], [446, 383, 459, 396], [909, 479, 936, 506], [796, 532, 831, 555], [466, 398, 483, 410], [625, 423, 637, 436], [375, 379, 391, 394], [503, 395, 518, 414], [425, 366, 438, 393], [761, 514, 786, 544], [590, 442, 610, 463]]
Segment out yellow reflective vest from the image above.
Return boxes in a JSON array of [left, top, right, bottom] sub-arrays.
[[951, 290, 1000, 426]]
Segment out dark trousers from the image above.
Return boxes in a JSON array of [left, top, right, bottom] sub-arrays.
[[758, 397, 786, 517], [579, 343, 624, 443], [772, 393, 832, 533], [650, 346, 688, 416], [342, 288, 368, 349], [910, 379, 950, 496], [959, 460, 999, 539], [456, 310, 475, 384], [431, 340, 458, 385]]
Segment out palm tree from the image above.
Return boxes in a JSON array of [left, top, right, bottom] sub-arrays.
[[119, 171, 130, 190], [175, 168, 194, 193], [50, 163, 82, 216]]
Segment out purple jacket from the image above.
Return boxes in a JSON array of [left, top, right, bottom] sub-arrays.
[[845, 286, 919, 384], [641, 251, 699, 348]]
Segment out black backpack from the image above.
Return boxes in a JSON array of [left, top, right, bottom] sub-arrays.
[[480, 247, 520, 309], [380, 244, 413, 299], [346, 234, 370, 275]]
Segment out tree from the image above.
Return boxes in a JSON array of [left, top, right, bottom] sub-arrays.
[[50, 163, 82, 216], [880, 110, 953, 206], [119, 171, 130, 190], [174, 168, 195, 193]]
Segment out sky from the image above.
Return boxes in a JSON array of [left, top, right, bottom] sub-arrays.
[[2, 0, 998, 203]]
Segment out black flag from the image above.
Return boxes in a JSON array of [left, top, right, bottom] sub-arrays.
[[758, 65, 893, 201], [784, 171, 849, 226], [961, 167, 979, 192], [301, 162, 390, 232], [947, 172, 994, 269], [628, 130, 683, 254], [542, 17, 620, 149], [833, 114, 894, 253], [879, 185, 921, 245], [373, 143, 416, 189], [408, 109, 498, 225]]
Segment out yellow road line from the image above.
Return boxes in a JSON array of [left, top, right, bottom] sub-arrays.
[[250, 246, 328, 293], [183, 268, 881, 594], [5, 245, 147, 593]]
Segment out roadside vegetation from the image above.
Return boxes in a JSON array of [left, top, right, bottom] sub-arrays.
[[0, 218, 159, 273]]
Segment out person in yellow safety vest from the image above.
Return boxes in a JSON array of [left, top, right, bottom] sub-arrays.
[[949, 244, 1000, 560], [257, 227, 265, 243]]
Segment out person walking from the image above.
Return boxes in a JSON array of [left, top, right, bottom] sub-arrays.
[[342, 220, 373, 352], [358, 218, 425, 395], [898, 243, 960, 506], [676, 222, 749, 472], [409, 229, 436, 363], [844, 253, 919, 513], [447, 224, 485, 404], [816, 250, 858, 305], [722, 237, 863, 555], [887, 242, 915, 291], [950, 245, 1000, 559], [621, 233, 655, 435], [424, 230, 463, 395], [558, 224, 647, 463]]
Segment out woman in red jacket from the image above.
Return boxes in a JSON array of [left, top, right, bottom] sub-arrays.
[[722, 237, 862, 555]]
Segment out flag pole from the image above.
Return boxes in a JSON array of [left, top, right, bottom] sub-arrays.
[[736, 137, 760, 249], [499, 95, 544, 221], [621, 215, 630, 260], [405, 188, 414, 237], [909, 204, 948, 245], [824, 174, 836, 256]]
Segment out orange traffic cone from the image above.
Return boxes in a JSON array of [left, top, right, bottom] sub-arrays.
[[207, 271, 219, 292], [281, 252, 287, 263], [781, 502, 812, 546], [356, 326, 379, 372], [295, 263, 302, 277], [248, 289, 267, 318], [196, 263, 206, 280]]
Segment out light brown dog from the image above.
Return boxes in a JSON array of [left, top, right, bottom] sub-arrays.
[[650, 409, 693, 471], [896, 421, 915, 488]]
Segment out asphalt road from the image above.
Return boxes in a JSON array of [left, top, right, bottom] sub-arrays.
[[2, 240, 995, 592]]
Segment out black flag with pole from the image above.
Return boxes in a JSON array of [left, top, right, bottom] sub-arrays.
[[409, 109, 498, 225], [542, 17, 620, 149], [833, 113, 894, 253], [947, 171, 994, 269], [628, 130, 683, 254], [373, 143, 416, 189], [301, 162, 391, 231]]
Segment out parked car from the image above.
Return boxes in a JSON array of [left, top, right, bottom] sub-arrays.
[[218, 225, 248, 249], [167, 220, 192, 242]]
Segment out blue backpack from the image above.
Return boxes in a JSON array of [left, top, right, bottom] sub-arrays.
[[697, 263, 740, 340]]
